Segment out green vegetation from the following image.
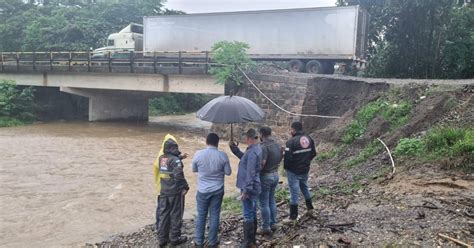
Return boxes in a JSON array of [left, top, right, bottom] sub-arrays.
[[275, 187, 289, 203], [342, 99, 412, 144], [394, 138, 424, 156], [221, 195, 241, 214], [148, 93, 214, 116], [209, 41, 255, 88], [316, 147, 341, 162], [337, 0, 473, 79], [344, 140, 383, 167], [0, 0, 182, 51], [313, 186, 332, 199], [394, 127, 473, 170], [0, 80, 36, 127]]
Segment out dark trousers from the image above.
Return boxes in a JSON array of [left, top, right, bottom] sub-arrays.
[[157, 194, 185, 244], [155, 195, 160, 232]]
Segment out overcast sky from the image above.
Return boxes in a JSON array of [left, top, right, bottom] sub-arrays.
[[164, 0, 336, 13]]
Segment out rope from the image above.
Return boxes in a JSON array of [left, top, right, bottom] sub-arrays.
[[237, 66, 341, 119]]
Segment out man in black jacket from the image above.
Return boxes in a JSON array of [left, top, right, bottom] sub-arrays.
[[157, 138, 189, 247], [283, 121, 317, 222]]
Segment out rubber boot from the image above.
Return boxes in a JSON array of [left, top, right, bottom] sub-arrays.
[[253, 218, 258, 244], [305, 199, 314, 210], [240, 221, 253, 248], [170, 236, 188, 246], [282, 205, 298, 224], [290, 204, 298, 220]]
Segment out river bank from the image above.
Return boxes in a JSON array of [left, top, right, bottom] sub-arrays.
[[0, 115, 239, 248]]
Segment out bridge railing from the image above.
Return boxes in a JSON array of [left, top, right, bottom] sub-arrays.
[[0, 51, 213, 75]]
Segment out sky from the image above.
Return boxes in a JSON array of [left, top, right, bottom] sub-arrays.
[[164, 0, 336, 13]]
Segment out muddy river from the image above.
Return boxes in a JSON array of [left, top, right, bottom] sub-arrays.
[[0, 115, 240, 247]]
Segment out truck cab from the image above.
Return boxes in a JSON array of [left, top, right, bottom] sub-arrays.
[[92, 23, 143, 58]]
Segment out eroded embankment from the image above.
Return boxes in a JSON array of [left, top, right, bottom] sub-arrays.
[[90, 75, 473, 247]]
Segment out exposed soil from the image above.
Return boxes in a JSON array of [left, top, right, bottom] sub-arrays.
[[88, 78, 473, 247]]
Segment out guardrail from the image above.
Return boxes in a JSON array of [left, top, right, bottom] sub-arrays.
[[0, 51, 213, 75]]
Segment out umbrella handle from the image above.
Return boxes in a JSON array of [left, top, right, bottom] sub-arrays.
[[230, 123, 233, 143]]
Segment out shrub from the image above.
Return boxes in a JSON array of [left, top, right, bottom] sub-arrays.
[[394, 138, 423, 156], [0, 80, 36, 127], [148, 93, 214, 116], [425, 127, 467, 156]]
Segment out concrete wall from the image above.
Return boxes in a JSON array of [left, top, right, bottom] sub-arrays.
[[212, 73, 390, 143]]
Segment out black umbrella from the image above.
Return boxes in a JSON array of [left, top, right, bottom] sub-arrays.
[[196, 95, 265, 141]]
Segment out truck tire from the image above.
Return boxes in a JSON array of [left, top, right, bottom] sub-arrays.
[[288, 59, 305, 72], [305, 60, 323, 74]]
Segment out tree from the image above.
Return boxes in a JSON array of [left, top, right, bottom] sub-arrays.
[[337, 0, 473, 79], [0, 80, 36, 124], [209, 41, 254, 95]]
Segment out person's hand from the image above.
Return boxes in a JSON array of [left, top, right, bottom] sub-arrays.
[[180, 153, 189, 160], [240, 192, 249, 201], [229, 141, 239, 147], [181, 189, 188, 196]]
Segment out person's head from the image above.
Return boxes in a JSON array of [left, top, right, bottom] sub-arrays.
[[244, 128, 259, 145], [259, 126, 272, 140], [206, 133, 219, 147], [163, 138, 181, 156], [290, 121, 303, 136]]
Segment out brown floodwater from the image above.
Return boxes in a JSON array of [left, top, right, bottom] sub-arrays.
[[0, 115, 240, 247]]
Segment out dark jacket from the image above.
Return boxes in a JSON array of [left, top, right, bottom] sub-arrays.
[[159, 139, 189, 196], [230, 143, 262, 195], [284, 131, 316, 175]]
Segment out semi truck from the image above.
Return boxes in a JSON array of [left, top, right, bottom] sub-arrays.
[[144, 6, 369, 74], [96, 6, 369, 74]]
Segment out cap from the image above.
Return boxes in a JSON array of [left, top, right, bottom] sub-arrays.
[[244, 128, 258, 139]]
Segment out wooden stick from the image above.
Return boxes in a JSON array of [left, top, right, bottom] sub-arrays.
[[377, 138, 396, 175], [438, 233, 473, 248]]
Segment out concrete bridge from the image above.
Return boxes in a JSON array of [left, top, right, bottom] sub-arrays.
[[0, 51, 224, 121]]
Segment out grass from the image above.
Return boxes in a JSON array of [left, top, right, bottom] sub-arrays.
[[275, 187, 289, 203], [344, 140, 383, 167], [221, 195, 241, 214], [342, 99, 413, 144], [394, 127, 473, 171], [316, 147, 341, 162], [0, 117, 25, 127], [337, 181, 364, 195]]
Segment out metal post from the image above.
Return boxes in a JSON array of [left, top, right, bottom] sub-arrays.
[[108, 51, 112, 73], [205, 51, 209, 74], [50, 52, 54, 71], [153, 52, 157, 74], [178, 51, 182, 74], [68, 52, 72, 72], [130, 51, 134, 73], [87, 52, 91, 72], [16, 52, 20, 71], [32, 52, 36, 72]]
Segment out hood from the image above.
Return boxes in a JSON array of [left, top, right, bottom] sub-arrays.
[[163, 138, 181, 156]]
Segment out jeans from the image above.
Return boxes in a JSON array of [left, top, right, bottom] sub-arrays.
[[286, 170, 311, 205], [259, 173, 279, 230], [241, 191, 258, 222], [195, 187, 224, 246]]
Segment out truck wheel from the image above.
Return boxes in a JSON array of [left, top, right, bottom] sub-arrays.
[[305, 60, 323, 74], [288, 60, 304, 72]]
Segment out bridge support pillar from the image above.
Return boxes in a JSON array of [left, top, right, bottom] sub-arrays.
[[61, 87, 148, 122]]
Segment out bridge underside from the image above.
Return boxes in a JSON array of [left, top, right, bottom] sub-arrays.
[[1, 72, 223, 122]]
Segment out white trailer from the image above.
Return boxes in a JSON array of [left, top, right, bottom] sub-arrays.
[[143, 6, 369, 73]]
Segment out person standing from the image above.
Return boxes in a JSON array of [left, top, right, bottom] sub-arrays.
[[156, 138, 189, 247], [230, 129, 262, 248], [192, 133, 232, 248], [283, 121, 317, 222], [257, 126, 283, 235]]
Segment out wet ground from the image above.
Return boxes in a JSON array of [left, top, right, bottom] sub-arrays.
[[0, 115, 239, 248]]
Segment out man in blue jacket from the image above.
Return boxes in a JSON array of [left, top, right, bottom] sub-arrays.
[[230, 128, 262, 248]]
